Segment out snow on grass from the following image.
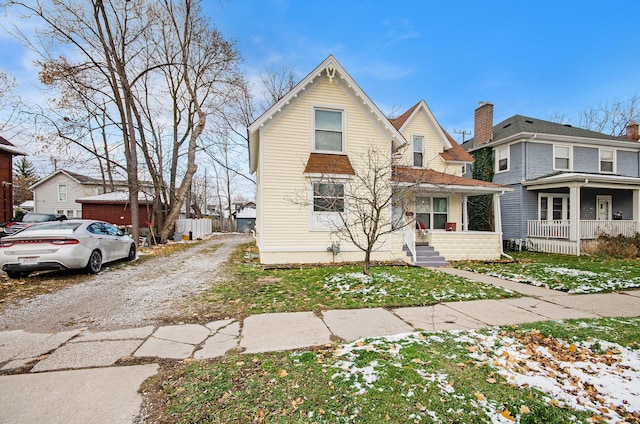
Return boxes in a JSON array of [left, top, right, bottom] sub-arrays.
[[459, 260, 640, 293], [302, 325, 640, 423], [458, 329, 640, 423]]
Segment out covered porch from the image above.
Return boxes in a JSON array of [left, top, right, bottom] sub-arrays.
[[392, 167, 510, 264], [523, 173, 640, 255]]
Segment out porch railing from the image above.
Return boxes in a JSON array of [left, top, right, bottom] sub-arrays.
[[402, 220, 416, 263], [527, 220, 638, 240]]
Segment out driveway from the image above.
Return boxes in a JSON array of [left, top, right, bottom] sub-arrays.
[[0, 234, 252, 333]]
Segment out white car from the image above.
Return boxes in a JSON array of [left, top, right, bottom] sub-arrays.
[[0, 220, 136, 279]]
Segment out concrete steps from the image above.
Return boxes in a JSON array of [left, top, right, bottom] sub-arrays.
[[404, 244, 450, 268]]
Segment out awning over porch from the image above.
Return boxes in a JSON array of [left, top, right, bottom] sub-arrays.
[[523, 172, 640, 191], [392, 166, 510, 195]]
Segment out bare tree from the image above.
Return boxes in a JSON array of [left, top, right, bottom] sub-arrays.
[[291, 145, 414, 275], [549, 95, 640, 136], [0, 68, 21, 134], [579, 96, 640, 136], [6, 0, 243, 244]]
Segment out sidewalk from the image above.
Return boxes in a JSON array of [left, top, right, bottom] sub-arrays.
[[1, 270, 639, 423]]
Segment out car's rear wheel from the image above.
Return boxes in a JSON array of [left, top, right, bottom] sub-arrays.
[[86, 250, 102, 274], [127, 243, 136, 261]]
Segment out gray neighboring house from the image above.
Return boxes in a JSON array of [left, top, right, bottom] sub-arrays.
[[463, 102, 640, 255], [30, 170, 129, 218]]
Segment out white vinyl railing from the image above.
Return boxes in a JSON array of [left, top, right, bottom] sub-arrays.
[[579, 220, 637, 239], [403, 220, 416, 263], [527, 220, 570, 239], [527, 220, 638, 240]]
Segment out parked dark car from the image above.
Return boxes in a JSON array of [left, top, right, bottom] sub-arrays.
[[0, 213, 67, 237]]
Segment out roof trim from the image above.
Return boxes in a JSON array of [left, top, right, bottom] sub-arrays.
[[390, 100, 453, 150], [247, 55, 406, 173]]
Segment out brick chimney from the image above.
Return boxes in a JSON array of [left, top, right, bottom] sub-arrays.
[[474, 102, 494, 148], [625, 120, 639, 141]]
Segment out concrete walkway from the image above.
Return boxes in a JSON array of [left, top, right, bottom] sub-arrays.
[[1, 269, 639, 423]]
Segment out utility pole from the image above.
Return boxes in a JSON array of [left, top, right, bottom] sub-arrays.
[[454, 129, 472, 143]]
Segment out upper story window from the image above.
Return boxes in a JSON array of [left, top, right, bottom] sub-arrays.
[[554, 145, 571, 170], [413, 136, 424, 167], [496, 146, 509, 172], [600, 149, 615, 173], [314, 109, 343, 152], [58, 184, 67, 202]]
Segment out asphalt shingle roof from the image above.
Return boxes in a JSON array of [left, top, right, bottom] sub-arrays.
[[463, 115, 629, 151]]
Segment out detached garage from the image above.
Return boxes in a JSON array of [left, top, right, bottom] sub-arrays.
[[76, 192, 154, 228]]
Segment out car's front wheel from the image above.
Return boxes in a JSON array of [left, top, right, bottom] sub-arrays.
[[127, 243, 136, 261], [86, 250, 102, 274]]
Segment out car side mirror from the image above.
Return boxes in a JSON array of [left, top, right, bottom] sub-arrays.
[[116, 230, 125, 237]]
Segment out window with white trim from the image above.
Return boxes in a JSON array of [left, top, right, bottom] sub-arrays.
[[314, 109, 343, 152], [413, 136, 424, 167], [496, 146, 509, 172], [600, 149, 615, 173], [58, 184, 67, 202], [554, 145, 571, 170], [539, 194, 570, 221], [311, 181, 347, 231], [313, 182, 344, 212], [416, 196, 448, 230]]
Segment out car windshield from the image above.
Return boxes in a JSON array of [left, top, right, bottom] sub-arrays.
[[21, 222, 82, 232], [22, 213, 58, 222]]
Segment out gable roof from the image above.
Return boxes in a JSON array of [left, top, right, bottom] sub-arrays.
[[247, 55, 406, 173], [0, 136, 27, 156], [463, 115, 632, 151], [29, 169, 128, 190], [390, 101, 472, 163]]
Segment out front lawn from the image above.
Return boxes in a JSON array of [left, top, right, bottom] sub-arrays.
[[144, 317, 640, 423], [456, 252, 640, 293], [195, 244, 517, 319]]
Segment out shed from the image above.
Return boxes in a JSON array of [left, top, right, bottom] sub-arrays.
[[235, 207, 256, 232], [76, 191, 154, 228]]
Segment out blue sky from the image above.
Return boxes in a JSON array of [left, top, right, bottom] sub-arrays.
[[210, 0, 640, 143], [2, 0, 639, 149]]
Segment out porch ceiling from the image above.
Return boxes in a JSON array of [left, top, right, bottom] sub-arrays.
[[524, 172, 640, 191]]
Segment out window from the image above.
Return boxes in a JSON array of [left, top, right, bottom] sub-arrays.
[[58, 184, 67, 202], [313, 183, 344, 212], [314, 109, 343, 152], [600, 149, 614, 173], [539, 194, 569, 221], [554, 145, 571, 170], [415, 196, 448, 230], [496, 146, 509, 172], [413, 136, 424, 167]]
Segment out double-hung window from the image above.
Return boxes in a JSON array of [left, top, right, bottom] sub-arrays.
[[496, 146, 509, 172], [314, 109, 343, 152], [539, 194, 570, 221], [413, 136, 424, 167], [600, 149, 614, 173], [313, 183, 344, 212], [415, 196, 448, 230], [554, 145, 571, 170], [58, 184, 67, 202], [311, 181, 346, 230]]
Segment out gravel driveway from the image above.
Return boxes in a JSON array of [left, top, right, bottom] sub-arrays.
[[0, 234, 251, 333]]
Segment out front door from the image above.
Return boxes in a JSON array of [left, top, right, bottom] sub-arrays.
[[596, 195, 612, 221]]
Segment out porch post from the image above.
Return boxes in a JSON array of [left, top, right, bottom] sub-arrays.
[[569, 184, 581, 255], [462, 195, 468, 232], [493, 192, 502, 234], [634, 190, 640, 233]]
